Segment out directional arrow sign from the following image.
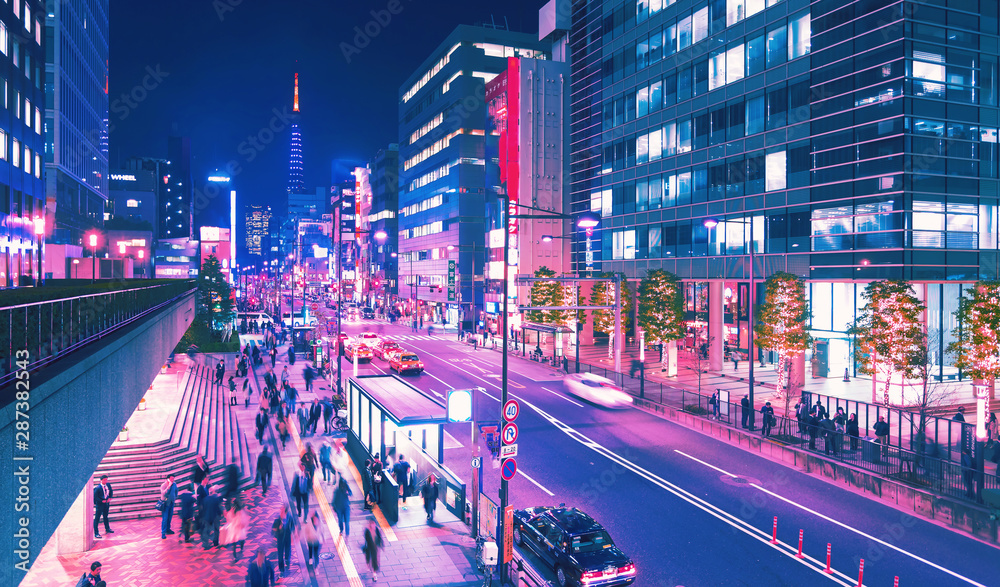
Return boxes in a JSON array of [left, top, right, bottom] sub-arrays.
[[502, 423, 518, 445], [501, 458, 517, 480]]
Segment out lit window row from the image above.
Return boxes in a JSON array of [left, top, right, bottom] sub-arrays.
[[400, 220, 443, 240], [473, 43, 545, 60], [410, 112, 444, 144], [404, 130, 460, 170], [409, 162, 453, 191], [403, 43, 460, 103], [401, 193, 443, 217]]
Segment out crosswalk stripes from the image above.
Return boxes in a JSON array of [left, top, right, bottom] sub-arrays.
[[383, 334, 449, 341]]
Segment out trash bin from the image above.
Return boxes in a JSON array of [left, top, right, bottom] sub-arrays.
[[862, 436, 881, 464]]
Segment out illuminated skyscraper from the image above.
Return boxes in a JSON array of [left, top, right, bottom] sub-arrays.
[[245, 205, 272, 258], [287, 73, 305, 196]]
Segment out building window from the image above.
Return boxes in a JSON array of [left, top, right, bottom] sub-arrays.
[[23, 146, 29, 175], [33, 153, 38, 178], [23, 4, 30, 31], [766, 25, 786, 68], [12, 138, 19, 167], [765, 150, 786, 191], [0, 23, 7, 56], [788, 12, 810, 59], [126, 199, 139, 208], [0, 129, 6, 160]]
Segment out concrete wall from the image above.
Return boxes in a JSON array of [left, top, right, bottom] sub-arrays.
[[1, 291, 195, 585], [635, 398, 1000, 546]]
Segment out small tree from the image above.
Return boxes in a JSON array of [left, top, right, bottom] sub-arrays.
[[638, 269, 685, 363], [849, 280, 925, 407], [527, 266, 566, 325], [590, 272, 634, 358], [949, 281, 1000, 401], [197, 255, 234, 331], [906, 326, 956, 455], [755, 272, 812, 433]]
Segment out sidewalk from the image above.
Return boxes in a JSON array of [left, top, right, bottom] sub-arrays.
[[244, 334, 484, 586]]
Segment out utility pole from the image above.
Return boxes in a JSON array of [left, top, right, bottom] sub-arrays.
[[498, 207, 511, 584]]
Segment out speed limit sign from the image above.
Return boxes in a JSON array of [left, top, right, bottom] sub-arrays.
[[503, 399, 519, 422]]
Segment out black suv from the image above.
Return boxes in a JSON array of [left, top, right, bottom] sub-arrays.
[[362, 307, 375, 319], [512, 506, 636, 587]]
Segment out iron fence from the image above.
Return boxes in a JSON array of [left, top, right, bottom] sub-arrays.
[[0, 281, 196, 401]]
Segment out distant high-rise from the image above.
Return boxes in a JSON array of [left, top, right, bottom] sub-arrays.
[[245, 204, 272, 258], [163, 136, 193, 240], [44, 0, 110, 247], [287, 73, 305, 196]]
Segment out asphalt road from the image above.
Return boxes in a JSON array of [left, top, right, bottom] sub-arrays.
[[337, 318, 1000, 587]]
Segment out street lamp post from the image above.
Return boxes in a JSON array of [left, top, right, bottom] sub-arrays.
[[447, 242, 481, 334], [87, 233, 99, 283], [335, 227, 386, 398], [33, 217, 44, 286]]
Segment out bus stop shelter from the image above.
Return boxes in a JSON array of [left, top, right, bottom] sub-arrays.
[[519, 322, 574, 365], [345, 374, 466, 524]]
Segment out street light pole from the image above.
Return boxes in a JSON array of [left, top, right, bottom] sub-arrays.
[[498, 202, 511, 584]]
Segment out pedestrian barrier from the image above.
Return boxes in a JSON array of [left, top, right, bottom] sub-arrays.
[[770, 516, 778, 544], [825, 543, 833, 574], [510, 549, 553, 587], [856, 559, 864, 587], [796, 529, 804, 559]]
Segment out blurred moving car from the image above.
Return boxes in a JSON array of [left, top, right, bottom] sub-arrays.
[[374, 339, 403, 361], [389, 351, 424, 374], [363, 307, 375, 319], [357, 331, 380, 345], [336, 332, 350, 355], [344, 343, 373, 363], [562, 373, 632, 409], [512, 506, 636, 587]]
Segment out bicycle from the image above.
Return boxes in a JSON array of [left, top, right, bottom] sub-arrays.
[[475, 536, 497, 587]]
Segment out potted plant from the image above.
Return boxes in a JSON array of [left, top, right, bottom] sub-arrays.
[[138, 397, 147, 411], [118, 426, 129, 442]]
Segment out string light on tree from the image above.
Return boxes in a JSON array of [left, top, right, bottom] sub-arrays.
[[755, 272, 812, 432]]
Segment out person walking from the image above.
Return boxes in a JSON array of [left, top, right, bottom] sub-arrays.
[[243, 378, 252, 408], [304, 364, 314, 393], [303, 512, 323, 570], [962, 447, 976, 499], [363, 517, 384, 582], [954, 406, 967, 422], [159, 474, 178, 539], [216, 360, 225, 385], [740, 394, 750, 429], [874, 415, 890, 457], [256, 408, 269, 444], [75, 561, 104, 587], [256, 446, 273, 496], [732, 350, 740, 371], [297, 404, 309, 436], [820, 414, 837, 455], [273, 504, 296, 576], [178, 487, 196, 543], [191, 454, 210, 487], [285, 383, 298, 415], [224, 458, 241, 508], [760, 402, 775, 437], [709, 390, 720, 420], [228, 375, 238, 406], [276, 416, 289, 450], [220, 500, 250, 561], [392, 454, 412, 510], [333, 474, 352, 538], [292, 462, 311, 518], [794, 401, 806, 434], [309, 400, 322, 435], [301, 443, 319, 486], [270, 347, 278, 368], [421, 474, 439, 523], [320, 441, 335, 484], [246, 548, 275, 587], [201, 487, 224, 549], [323, 399, 334, 435], [93, 475, 114, 539], [847, 413, 861, 451], [288, 345, 296, 365]]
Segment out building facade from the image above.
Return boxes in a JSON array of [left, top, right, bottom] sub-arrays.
[[44, 0, 109, 247], [0, 0, 46, 286], [398, 24, 548, 327], [245, 204, 272, 259], [108, 168, 157, 230], [568, 0, 1000, 395], [369, 144, 399, 306]]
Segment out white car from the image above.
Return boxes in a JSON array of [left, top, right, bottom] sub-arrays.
[[356, 332, 380, 345], [563, 373, 633, 409]]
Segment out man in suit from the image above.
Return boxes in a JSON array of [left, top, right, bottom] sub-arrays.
[[309, 400, 322, 435], [274, 503, 296, 575], [256, 446, 273, 496], [200, 488, 223, 549], [292, 462, 310, 518], [191, 454, 210, 486], [93, 475, 114, 538], [247, 548, 276, 587]]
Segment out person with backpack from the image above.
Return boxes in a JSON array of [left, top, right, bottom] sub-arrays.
[[74, 561, 104, 587]]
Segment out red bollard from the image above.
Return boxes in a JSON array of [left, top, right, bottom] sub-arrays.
[[796, 529, 804, 558], [893, 577, 899, 587], [857, 559, 865, 587], [771, 516, 778, 544], [824, 543, 833, 574]]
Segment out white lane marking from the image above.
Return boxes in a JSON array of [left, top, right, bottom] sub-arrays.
[[519, 469, 555, 497], [427, 389, 446, 400], [423, 370, 455, 391], [521, 398, 856, 586], [752, 483, 987, 587], [674, 450, 987, 587], [540, 386, 585, 408], [398, 345, 502, 401], [674, 450, 738, 478]]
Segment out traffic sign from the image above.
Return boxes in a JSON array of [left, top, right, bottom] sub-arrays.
[[500, 458, 517, 480], [472, 456, 482, 469], [500, 444, 518, 459], [311, 302, 319, 311], [502, 423, 518, 445], [503, 399, 520, 422], [503, 505, 514, 564]]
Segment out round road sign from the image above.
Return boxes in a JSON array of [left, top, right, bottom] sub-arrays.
[[311, 302, 319, 311], [502, 423, 518, 445], [501, 458, 518, 480], [472, 456, 482, 469], [503, 399, 520, 422]]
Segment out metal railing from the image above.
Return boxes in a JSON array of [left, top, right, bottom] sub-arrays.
[[0, 281, 195, 400], [566, 358, 996, 505]]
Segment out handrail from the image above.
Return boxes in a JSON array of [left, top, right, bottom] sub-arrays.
[[0, 282, 190, 310]]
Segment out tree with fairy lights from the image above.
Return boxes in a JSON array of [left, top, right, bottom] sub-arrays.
[[590, 272, 634, 359], [755, 272, 812, 434], [638, 269, 685, 365], [848, 280, 925, 407], [527, 267, 568, 325], [949, 281, 1000, 401]]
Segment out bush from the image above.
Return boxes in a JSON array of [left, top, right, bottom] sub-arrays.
[[174, 322, 239, 354], [683, 404, 709, 415]]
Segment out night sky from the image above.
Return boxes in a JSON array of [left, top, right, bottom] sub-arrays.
[[108, 0, 542, 228]]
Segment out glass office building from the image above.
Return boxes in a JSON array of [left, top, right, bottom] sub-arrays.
[[569, 0, 999, 385]]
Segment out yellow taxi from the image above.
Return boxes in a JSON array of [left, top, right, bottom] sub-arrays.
[[389, 350, 424, 375], [345, 342, 373, 363]]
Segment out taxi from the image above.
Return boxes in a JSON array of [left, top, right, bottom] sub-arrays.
[[389, 351, 424, 375]]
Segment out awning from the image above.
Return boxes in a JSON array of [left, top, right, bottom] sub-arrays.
[[351, 374, 448, 426], [520, 321, 574, 335]]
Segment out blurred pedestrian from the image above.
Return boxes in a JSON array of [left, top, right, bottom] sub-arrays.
[[220, 501, 250, 561], [301, 443, 319, 486], [333, 475, 352, 538], [200, 488, 223, 549], [303, 512, 323, 569], [243, 378, 251, 408], [276, 416, 289, 450], [292, 463, 310, 518], [75, 561, 103, 587], [297, 404, 308, 436], [304, 364, 314, 392], [320, 441, 334, 483], [709, 390, 720, 420], [270, 347, 277, 368], [246, 548, 275, 587], [363, 518, 384, 582], [731, 350, 740, 371], [323, 399, 334, 434], [272, 504, 296, 576], [393, 454, 412, 509], [962, 447, 976, 499], [421, 474, 439, 523], [988, 413, 998, 447], [159, 474, 177, 539], [256, 446, 273, 497], [178, 487, 196, 543], [224, 458, 241, 508], [256, 408, 269, 443], [309, 400, 322, 434]]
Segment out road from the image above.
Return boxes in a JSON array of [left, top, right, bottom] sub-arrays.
[[337, 318, 1000, 587]]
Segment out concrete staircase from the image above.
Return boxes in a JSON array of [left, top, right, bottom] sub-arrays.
[[94, 364, 255, 522]]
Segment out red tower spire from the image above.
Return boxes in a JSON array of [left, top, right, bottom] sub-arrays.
[[293, 72, 300, 112]]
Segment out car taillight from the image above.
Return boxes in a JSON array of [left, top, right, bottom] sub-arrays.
[[581, 570, 602, 583], [618, 563, 636, 576]]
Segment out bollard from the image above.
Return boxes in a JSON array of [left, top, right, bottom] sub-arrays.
[[856, 559, 864, 587], [771, 516, 778, 544], [893, 577, 899, 587], [796, 529, 804, 559], [825, 543, 833, 574]]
